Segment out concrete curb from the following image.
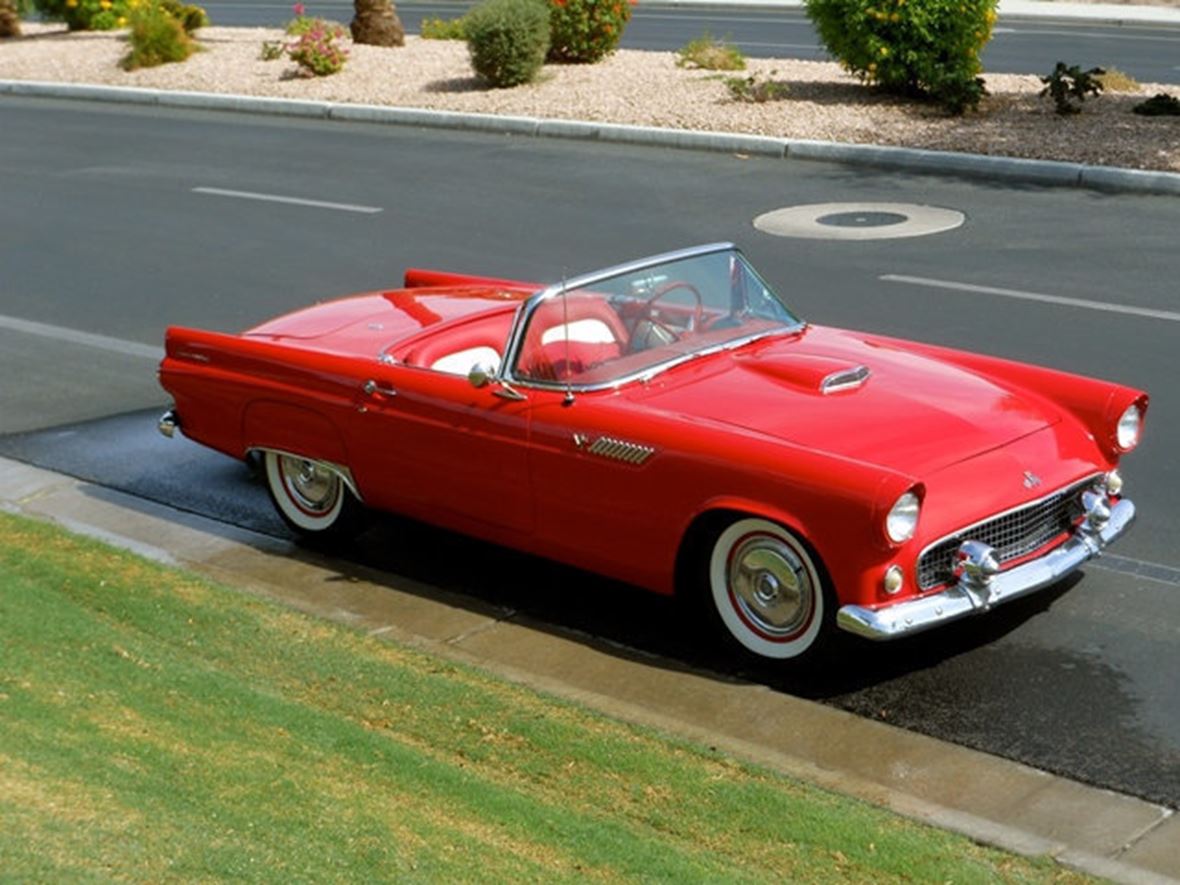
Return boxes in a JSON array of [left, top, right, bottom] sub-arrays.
[[1, 455, 1178, 884], [4, 80, 1179, 196]]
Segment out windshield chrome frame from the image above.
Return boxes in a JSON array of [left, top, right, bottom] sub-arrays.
[[497, 242, 805, 393]]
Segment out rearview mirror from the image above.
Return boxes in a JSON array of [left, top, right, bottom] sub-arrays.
[[468, 363, 496, 389]]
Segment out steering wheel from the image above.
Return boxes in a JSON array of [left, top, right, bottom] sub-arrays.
[[644, 280, 704, 339]]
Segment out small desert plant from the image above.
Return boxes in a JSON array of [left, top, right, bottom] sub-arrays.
[[805, 0, 997, 114], [158, 0, 206, 33], [465, 0, 550, 88], [260, 39, 284, 59], [1133, 93, 1180, 116], [726, 71, 787, 103], [121, 0, 195, 68], [546, 0, 633, 64], [421, 14, 467, 39], [1095, 66, 1139, 93], [676, 31, 745, 71], [287, 17, 349, 75], [1040, 62, 1103, 115]]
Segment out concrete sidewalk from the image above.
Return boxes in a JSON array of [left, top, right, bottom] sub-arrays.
[[2, 455, 1176, 883]]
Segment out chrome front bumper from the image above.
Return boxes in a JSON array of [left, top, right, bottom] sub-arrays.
[[836, 498, 1135, 641]]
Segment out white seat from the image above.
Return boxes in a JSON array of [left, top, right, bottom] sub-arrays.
[[430, 345, 501, 376]]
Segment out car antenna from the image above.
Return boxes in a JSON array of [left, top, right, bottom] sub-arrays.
[[561, 271, 575, 406]]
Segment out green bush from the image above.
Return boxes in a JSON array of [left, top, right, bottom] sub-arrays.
[[421, 14, 467, 39], [120, 0, 195, 69], [676, 31, 745, 71], [32, 0, 128, 31], [465, 0, 550, 88], [159, 0, 207, 33], [1040, 61, 1102, 115], [547, 0, 632, 63], [1133, 93, 1180, 116], [805, 0, 997, 113]]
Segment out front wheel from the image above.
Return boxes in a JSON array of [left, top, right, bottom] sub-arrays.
[[263, 451, 365, 542], [706, 517, 832, 661]]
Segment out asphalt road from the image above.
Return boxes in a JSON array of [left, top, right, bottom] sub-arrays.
[[197, 0, 1180, 84], [2, 96, 1179, 806]]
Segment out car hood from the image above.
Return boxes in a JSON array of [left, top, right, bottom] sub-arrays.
[[634, 326, 1062, 477]]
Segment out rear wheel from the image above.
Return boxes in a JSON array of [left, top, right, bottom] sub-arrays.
[[706, 517, 832, 661], [263, 451, 365, 542]]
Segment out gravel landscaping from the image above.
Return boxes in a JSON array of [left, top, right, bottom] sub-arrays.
[[2, 22, 1179, 171]]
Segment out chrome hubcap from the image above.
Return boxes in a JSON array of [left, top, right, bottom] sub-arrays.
[[729, 535, 813, 637], [281, 456, 337, 513]]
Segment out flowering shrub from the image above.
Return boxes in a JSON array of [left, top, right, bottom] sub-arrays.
[[284, 1, 314, 35], [805, 0, 998, 113], [286, 18, 349, 76], [546, 0, 632, 64], [33, 0, 129, 31], [121, 0, 195, 68], [465, 0, 549, 88]]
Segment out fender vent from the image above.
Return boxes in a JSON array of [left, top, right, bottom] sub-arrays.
[[587, 436, 655, 465]]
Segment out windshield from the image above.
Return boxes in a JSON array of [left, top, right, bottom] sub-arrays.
[[507, 245, 801, 389]]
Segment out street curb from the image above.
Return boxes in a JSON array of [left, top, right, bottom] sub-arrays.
[[4, 80, 1180, 196], [0, 454, 1176, 885]]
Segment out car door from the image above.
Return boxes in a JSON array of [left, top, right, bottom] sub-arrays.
[[346, 363, 535, 534]]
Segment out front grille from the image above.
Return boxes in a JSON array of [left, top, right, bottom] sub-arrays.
[[916, 476, 1095, 591]]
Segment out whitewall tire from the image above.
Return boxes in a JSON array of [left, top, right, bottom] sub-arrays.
[[708, 518, 829, 660], [263, 451, 361, 540]]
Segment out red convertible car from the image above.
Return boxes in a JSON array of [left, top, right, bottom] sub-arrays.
[[158, 243, 1146, 662]]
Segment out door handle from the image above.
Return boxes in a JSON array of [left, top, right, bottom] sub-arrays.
[[363, 379, 397, 397]]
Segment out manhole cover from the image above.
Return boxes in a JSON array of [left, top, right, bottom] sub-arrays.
[[754, 202, 965, 240]]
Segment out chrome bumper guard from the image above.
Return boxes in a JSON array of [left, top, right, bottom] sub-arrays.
[[836, 498, 1135, 641]]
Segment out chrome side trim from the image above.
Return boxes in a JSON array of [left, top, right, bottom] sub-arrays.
[[247, 448, 363, 503], [836, 498, 1134, 641], [158, 409, 179, 439]]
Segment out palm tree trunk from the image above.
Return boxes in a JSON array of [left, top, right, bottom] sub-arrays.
[[351, 0, 403, 47], [0, 0, 22, 38]]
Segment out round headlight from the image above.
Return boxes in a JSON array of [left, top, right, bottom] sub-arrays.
[[886, 491, 920, 544], [1116, 403, 1141, 451]]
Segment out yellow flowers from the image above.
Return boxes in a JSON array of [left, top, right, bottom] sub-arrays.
[[890, 12, 900, 21], [116, 14, 126, 25], [100, 0, 112, 8], [65, 0, 77, 6], [879, 45, 889, 56]]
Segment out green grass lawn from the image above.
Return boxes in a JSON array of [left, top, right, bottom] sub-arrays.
[[0, 511, 1088, 882]]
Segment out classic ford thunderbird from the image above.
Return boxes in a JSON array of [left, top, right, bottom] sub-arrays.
[[158, 243, 1147, 661]]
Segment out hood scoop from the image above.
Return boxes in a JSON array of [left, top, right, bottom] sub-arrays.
[[736, 352, 872, 395], [821, 364, 871, 394]]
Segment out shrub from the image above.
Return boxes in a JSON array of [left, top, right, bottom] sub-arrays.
[[804, 0, 997, 114], [284, 1, 313, 35], [287, 18, 349, 76], [726, 71, 787, 102], [1095, 66, 1139, 93], [421, 14, 467, 39], [159, 0, 207, 33], [33, 0, 129, 31], [1133, 93, 1180, 116], [677, 31, 745, 71], [121, 0, 195, 68], [465, 0, 550, 88], [1040, 62, 1103, 115], [547, 0, 632, 64]]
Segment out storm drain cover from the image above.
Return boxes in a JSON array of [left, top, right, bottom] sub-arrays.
[[754, 202, 965, 240]]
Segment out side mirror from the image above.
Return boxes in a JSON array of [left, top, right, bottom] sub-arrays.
[[467, 363, 496, 389]]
